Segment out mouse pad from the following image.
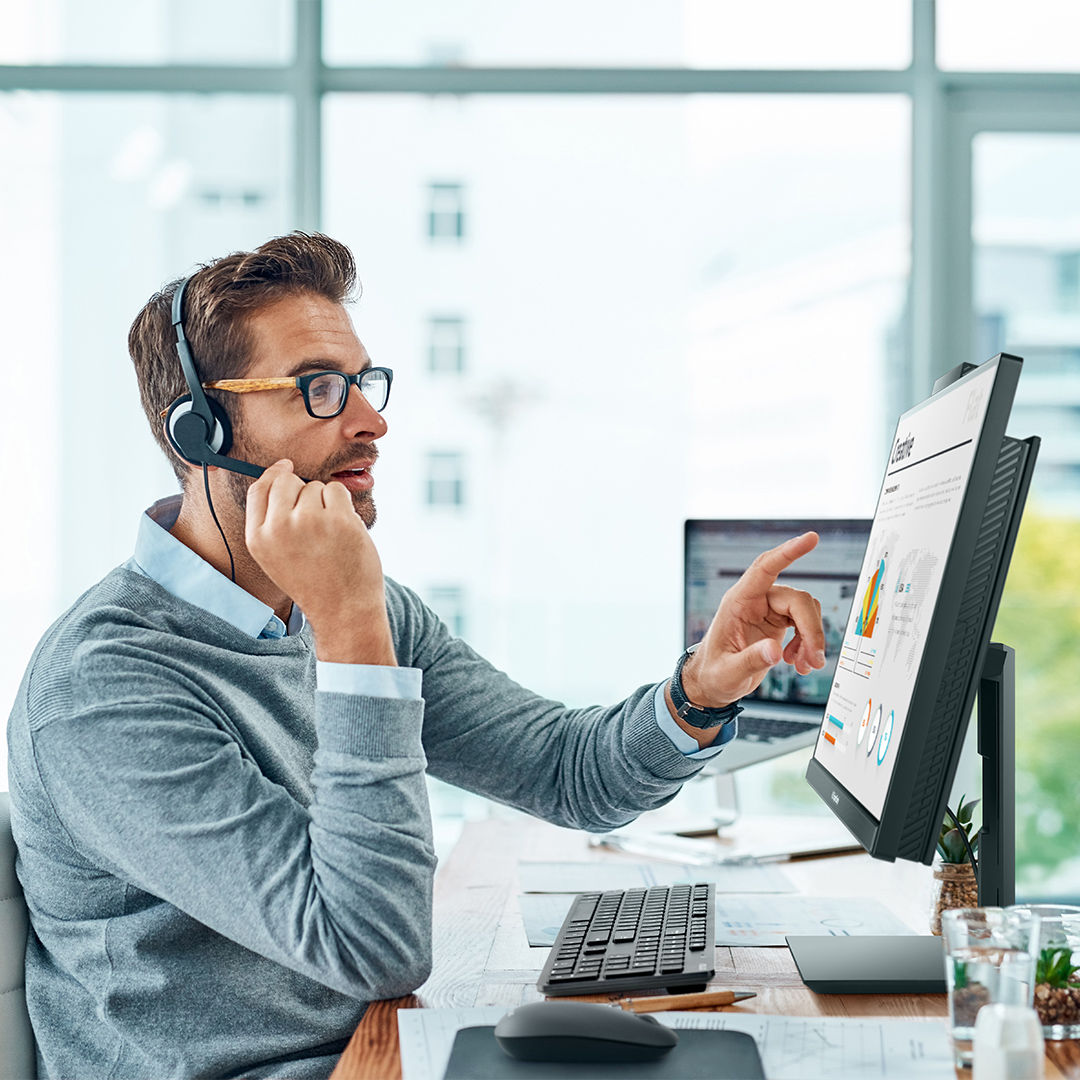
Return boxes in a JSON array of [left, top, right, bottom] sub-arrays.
[[441, 1025, 765, 1079]]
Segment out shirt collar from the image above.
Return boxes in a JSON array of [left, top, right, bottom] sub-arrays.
[[131, 495, 305, 640]]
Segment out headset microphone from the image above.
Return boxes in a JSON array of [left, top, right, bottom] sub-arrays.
[[165, 275, 264, 480]]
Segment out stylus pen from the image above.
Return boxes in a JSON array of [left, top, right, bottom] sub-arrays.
[[618, 990, 756, 1013]]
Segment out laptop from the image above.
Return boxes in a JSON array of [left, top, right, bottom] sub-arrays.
[[684, 519, 872, 774]]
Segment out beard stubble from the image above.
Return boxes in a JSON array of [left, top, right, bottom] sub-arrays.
[[222, 429, 379, 530]]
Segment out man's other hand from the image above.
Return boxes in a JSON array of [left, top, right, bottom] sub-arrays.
[[680, 531, 825, 711], [245, 459, 396, 666]]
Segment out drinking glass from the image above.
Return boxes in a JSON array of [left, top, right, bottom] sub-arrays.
[[942, 907, 1041, 1067], [1009, 903, 1080, 1039]]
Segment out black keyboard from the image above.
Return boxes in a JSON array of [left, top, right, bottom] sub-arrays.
[[738, 716, 818, 742], [537, 884, 716, 997]]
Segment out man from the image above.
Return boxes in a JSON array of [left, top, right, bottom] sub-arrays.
[[7, 233, 824, 1079]]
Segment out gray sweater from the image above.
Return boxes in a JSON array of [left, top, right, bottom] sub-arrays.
[[7, 568, 703, 1079]]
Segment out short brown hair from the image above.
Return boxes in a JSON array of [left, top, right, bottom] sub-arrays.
[[129, 231, 358, 484]]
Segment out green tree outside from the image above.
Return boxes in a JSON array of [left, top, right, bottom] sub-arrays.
[[992, 510, 1080, 894]]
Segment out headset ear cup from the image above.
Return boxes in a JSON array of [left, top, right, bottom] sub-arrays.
[[206, 397, 232, 456], [165, 395, 232, 464]]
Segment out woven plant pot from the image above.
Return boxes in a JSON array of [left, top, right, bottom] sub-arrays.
[[931, 860, 979, 936]]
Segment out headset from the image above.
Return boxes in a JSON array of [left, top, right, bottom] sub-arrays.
[[164, 274, 264, 480]]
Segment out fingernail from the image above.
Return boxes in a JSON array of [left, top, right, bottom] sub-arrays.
[[815, 650, 826, 667]]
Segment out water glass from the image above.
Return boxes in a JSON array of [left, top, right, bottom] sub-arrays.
[[1009, 903, 1080, 1040], [942, 907, 1041, 1067]]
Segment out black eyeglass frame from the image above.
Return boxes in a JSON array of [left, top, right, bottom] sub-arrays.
[[202, 366, 394, 419]]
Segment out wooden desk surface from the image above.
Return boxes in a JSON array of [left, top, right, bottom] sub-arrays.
[[331, 817, 1080, 1080]]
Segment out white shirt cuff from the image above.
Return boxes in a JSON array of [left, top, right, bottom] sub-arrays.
[[652, 682, 735, 759], [316, 662, 423, 699]]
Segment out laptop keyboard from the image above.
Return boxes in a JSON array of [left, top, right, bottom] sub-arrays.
[[738, 716, 818, 742], [537, 884, 715, 997]]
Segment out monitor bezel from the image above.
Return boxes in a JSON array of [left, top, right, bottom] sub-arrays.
[[804, 353, 1024, 864]]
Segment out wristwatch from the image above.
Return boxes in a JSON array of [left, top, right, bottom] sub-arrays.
[[670, 643, 744, 730]]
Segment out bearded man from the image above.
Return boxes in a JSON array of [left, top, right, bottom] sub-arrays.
[[7, 232, 824, 1079]]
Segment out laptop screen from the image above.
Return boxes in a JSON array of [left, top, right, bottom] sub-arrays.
[[685, 520, 872, 709]]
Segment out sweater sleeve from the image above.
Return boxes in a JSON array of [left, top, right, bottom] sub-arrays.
[[386, 582, 706, 832], [28, 633, 436, 1002]]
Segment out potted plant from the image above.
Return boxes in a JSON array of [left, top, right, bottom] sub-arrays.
[[930, 796, 980, 935], [1033, 945, 1080, 1036]]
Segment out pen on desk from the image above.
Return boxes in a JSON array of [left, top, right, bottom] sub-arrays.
[[590, 834, 737, 867], [619, 990, 757, 1013]]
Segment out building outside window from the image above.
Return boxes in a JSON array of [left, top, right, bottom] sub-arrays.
[[425, 451, 465, 506], [428, 316, 466, 373], [427, 182, 465, 241], [427, 585, 467, 638]]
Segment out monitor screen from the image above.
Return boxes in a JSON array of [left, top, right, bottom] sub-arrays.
[[684, 520, 871, 709], [812, 362, 997, 819], [805, 354, 1037, 864]]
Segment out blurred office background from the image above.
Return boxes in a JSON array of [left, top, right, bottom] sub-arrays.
[[1, 0, 1078, 898]]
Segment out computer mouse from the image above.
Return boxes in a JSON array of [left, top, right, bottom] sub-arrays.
[[493, 1000, 678, 1063]]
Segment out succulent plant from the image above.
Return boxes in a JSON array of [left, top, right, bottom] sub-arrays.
[[937, 795, 981, 865], [1036, 947, 1080, 988]]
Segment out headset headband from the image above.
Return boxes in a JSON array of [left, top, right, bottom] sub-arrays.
[[168, 273, 264, 480], [172, 275, 217, 435]]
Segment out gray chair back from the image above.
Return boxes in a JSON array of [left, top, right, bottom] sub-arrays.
[[0, 793, 35, 1080]]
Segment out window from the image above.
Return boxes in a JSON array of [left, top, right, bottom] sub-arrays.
[[1058, 253, 1080, 312], [973, 133, 1080, 513], [0, 0, 294, 64], [428, 316, 466, 373], [323, 0, 910, 69], [427, 586, 467, 638], [4, 0, 1080, 892], [937, 0, 1080, 72], [427, 182, 465, 241], [425, 452, 465, 506], [974, 132, 1080, 898]]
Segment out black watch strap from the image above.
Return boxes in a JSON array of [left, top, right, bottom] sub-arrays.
[[670, 644, 744, 730]]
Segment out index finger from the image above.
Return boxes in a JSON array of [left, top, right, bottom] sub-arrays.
[[733, 531, 819, 598], [246, 459, 295, 530]]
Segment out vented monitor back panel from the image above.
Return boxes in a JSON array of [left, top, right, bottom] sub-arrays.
[[805, 354, 1038, 864]]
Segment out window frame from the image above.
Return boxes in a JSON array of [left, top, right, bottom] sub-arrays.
[[3, 2, 1079, 409]]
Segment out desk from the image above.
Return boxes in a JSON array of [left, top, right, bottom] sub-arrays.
[[331, 818, 1080, 1080]]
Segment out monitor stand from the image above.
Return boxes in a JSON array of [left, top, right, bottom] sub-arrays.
[[787, 643, 1015, 993], [975, 642, 1015, 907], [787, 935, 946, 993]]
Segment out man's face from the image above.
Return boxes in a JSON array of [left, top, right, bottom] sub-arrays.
[[222, 291, 388, 529]]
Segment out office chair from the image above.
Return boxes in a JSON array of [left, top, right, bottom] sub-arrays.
[[0, 792, 36, 1080]]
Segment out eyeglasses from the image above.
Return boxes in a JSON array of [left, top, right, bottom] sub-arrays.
[[202, 367, 393, 419]]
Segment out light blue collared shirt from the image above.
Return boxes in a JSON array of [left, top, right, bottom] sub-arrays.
[[128, 496, 727, 758]]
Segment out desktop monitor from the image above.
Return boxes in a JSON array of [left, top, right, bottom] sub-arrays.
[[804, 354, 1038, 868]]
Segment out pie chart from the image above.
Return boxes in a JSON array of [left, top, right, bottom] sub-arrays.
[[857, 699, 872, 746], [866, 704, 883, 756], [877, 710, 895, 765], [855, 557, 885, 639]]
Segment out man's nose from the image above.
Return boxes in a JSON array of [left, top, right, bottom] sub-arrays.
[[341, 382, 388, 440]]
